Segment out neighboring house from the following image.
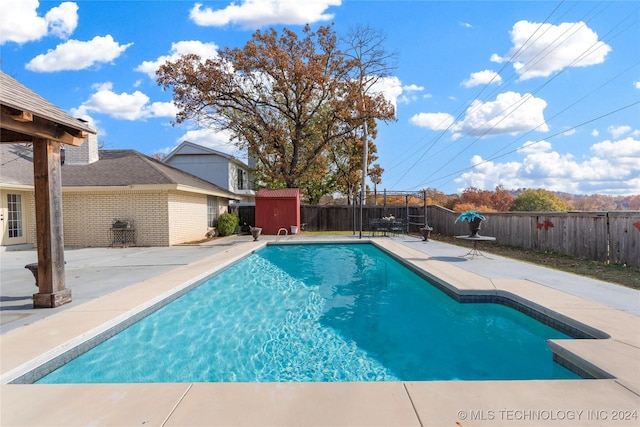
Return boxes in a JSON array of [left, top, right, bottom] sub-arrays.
[[0, 135, 240, 248], [163, 141, 255, 203]]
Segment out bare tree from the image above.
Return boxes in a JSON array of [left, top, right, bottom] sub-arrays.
[[340, 24, 398, 236]]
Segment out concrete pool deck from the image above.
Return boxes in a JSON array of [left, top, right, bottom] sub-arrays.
[[1, 235, 639, 426]]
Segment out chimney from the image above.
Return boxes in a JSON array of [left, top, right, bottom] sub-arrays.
[[64, 132, 99, 165]]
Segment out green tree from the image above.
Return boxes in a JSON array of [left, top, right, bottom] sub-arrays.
[[510, 189, 568, 212], [299, 155, 335, 205], [368, 163, 384, 205], [328, 125, 379, 205], [157, 24, 394, 190]]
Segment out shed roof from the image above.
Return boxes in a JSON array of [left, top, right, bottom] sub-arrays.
[[0, 144, 240, 200], [256, 188, 300, 199], [0, 71, 95, 145]]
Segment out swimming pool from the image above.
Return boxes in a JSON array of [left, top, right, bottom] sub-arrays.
[[37, 243, 580, 383]]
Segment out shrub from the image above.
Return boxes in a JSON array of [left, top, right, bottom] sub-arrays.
[[217, 213, 239, 236]]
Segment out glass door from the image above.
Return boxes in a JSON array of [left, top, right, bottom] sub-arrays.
[[1, 191, 27, 246]]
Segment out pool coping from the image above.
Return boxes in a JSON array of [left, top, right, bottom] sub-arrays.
[[1, 238, 639, 426]]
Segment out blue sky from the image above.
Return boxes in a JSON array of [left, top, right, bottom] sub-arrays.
[[2, 0, 639, 196]]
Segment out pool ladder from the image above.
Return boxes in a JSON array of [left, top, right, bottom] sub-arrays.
[[276, 227, 288, 241]]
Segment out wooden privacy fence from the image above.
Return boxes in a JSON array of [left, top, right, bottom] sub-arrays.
[[233, 204, 639, 267], [427, 205, 640, 267], [300, 205, 427, 234], [234, 204, 428, 233]]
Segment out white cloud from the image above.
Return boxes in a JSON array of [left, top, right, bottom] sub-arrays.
[[461, 70, 502, 88], [410, 112, 456, 130], [454, 137, 640, 195], [0, 0, 78, 44], [411, 91, 548, 138], [396, 83, 424, 105], [25, 35, 133, 72], [369, 76, 403, 111], [607, 125, 632, 139], [634, 81, 640, 89], [189, 0, 341, 29], [70, 82, 178, 121], [403, 84, 424, 92], [177, 128, 238, 154], [591, 137, 640, 159], [44, 1, 78, 38], [591, 129, 600, 137], [517, 140, 552, 154], [491, 20, 611, 80], [459, 22, 473, 29], [455, 92, 548, 138], [148, 101, 180, 118], [135, 40, 220, 78]]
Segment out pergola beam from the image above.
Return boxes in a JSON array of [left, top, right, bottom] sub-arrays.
[[1, 109, 87, 146]]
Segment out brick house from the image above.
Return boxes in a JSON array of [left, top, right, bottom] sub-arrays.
[[0, 135, 240, 248], [163, 141, 255, 204]]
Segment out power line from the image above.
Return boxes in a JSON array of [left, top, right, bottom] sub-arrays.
[[394, 2, 638, 190], [421, 100, 640, 189], [387, 0, 569, 187], [488, 58, 640, 161]]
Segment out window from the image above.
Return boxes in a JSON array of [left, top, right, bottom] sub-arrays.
[[237, 169, 246, 190], [207, 196, 218, 228], [7, 194, 23, 238]]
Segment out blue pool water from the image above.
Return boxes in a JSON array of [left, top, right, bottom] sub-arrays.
[[38, 243, 580, 383]]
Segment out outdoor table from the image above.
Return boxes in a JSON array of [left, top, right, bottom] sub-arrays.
[[455, 235, 496, 259]]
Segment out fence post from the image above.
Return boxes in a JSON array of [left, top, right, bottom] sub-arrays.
[[405, 195, 409, 233], [383, 189, 387, 217], [352, 192, 357, 236], [423, 190, 427, 228]]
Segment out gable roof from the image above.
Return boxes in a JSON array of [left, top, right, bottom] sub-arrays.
[[164, 141, 249, 168], [0, 71, 95, 145], [0, 144, 239, 199], [256, 188, 300, 199]]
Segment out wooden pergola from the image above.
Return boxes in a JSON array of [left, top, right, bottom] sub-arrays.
[[1, 71, 96, 308]]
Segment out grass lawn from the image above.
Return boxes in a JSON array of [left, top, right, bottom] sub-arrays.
[[432, 233, 639, 290]]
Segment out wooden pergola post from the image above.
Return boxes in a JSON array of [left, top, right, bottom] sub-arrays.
[[32, 138, 70, 308], [2, 71, 95, 309]]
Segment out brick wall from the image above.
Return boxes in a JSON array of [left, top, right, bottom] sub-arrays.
[[62, 190, 170, 247], [167, 191, 210, 244], [7, 188, 228, 248], [64, 134, 99, 165]]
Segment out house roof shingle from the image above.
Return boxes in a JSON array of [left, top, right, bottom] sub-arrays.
[[0, 144, 35, 186], [0, 144, 239, 200]]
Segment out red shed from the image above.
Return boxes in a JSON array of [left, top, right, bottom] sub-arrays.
[[255, 188, 300, 235]]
